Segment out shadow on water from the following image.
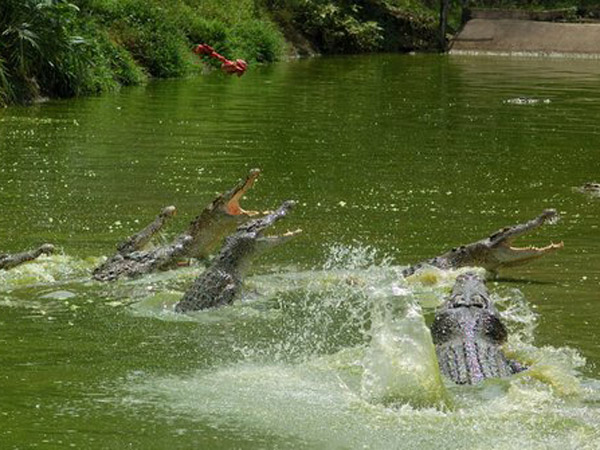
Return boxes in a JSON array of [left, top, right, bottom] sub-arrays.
[[492, 276, 558, 285]]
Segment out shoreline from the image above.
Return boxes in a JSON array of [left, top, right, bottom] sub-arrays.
[[0, 0, 439, 107], [4, 2, 599, 108]]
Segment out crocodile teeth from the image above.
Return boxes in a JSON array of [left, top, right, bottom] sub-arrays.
[[509, 241, 564, 252], [239, 208, 260, 216], [283, 228, 303, 237]]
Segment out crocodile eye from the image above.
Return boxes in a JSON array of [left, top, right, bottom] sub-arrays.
[[471, 294, 488, 305], [451, 294, 464, 305]]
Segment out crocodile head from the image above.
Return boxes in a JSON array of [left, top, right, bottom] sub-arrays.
[[579, 182, 600, 196], [480, 208, 563, 270], [174, 200, 300, 313], [445, 209, 564, 274], [215, 200, 302, 271], [212, 168, 261, 219], [38, 243, 56, 256], [445, 272, 491, 309], [431, 272, 515, 384], [183, 168, 264, 258], [0, 243, 55, 271]]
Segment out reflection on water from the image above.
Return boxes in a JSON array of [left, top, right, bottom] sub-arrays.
[[1, 54, 600, 448]]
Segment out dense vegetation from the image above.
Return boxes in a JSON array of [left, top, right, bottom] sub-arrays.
[[0, 0, 286, 105], [0, 0, 593, 106], [0, 0, 444, 105], [263, 0, 440, 54]]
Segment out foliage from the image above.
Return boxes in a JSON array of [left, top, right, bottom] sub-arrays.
[[88, 0, 192, 78], [0, 0, 450, 105], [86, 0, 285, 70], [179, 9, 284, 64], [1, 0, 85, 104], [230, 20, 286, 63], [261, 0, 439, 54], [297, 1, 384, 53], [0, 0, 286, 105], [261, 0, 385, 53], [0, 0, 146, 105]]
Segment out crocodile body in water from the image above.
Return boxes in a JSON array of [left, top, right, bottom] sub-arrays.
[[431, 272, 524, 384], [0, 244, 55, 270], [175, 200, 300, 313], [93, 169, 262, 282], [578, 182, 600, 197], [403, 209, 563, 278], [503, 97, 551, 105]]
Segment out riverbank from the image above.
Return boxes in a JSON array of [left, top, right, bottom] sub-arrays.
[[4, 1, 597, 107], [0, 0, 284, 105], [0, 0, 440, 106]]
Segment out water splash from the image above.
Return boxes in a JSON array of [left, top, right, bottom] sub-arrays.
[[122, 356, 600, 449], [112, 243, 600, 448], [0, 254, 97, 290], [361, 294, 449, 408], [322, 242, 392, 271]]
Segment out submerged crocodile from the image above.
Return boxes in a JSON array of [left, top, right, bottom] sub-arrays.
[[503, 97, 551, 105], [578, 182, 600, 197], [431, 272, 524, 384], [92, 169, 262, 281], [0, 244, 55, 270], [403, 209, 563, 278], [175, 200, 300, 312]]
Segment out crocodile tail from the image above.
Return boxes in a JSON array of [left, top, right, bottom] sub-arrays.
[[436, 339, 517, 384]]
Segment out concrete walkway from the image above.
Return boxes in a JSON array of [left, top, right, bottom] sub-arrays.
[[450, 18, 600, 56]]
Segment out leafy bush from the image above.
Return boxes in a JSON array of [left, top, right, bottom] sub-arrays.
[[0, 0, 89, 103], [230, 20, 285, 62], [97, 34, 146, 86], [180, 7, 285, 63], [292, 1, 384, 53], [84, 0, 286, 74], [0, 0, 441, 105], [0, 0, 147, 105], [181, 15, 232, 58], [96, 0, 192, 78]]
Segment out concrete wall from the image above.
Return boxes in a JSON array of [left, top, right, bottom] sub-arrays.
[[450, 19, 600, 55]]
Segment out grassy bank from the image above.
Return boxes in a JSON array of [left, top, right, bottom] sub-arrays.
[[0, 0, 286, 105], [2, 1, 595, 106], [0, 0, 442, 106]]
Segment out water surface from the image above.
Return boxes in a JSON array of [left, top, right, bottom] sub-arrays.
[[1, 54, 600, 448]]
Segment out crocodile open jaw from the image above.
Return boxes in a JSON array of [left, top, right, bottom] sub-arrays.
[[224, 168, 261, 216]]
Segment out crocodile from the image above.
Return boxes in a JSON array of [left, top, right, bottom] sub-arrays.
[[431, 272, 525, 384], [92, 169, 262, 282], [402, 209, 563, 278], [503, 97, 551, 105], [0, 244, 55, 270], [578, 182, 600, 197], [175, 200, 300, 312]]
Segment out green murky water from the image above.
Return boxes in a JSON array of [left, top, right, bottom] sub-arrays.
[[1, 54, 600, 449]]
